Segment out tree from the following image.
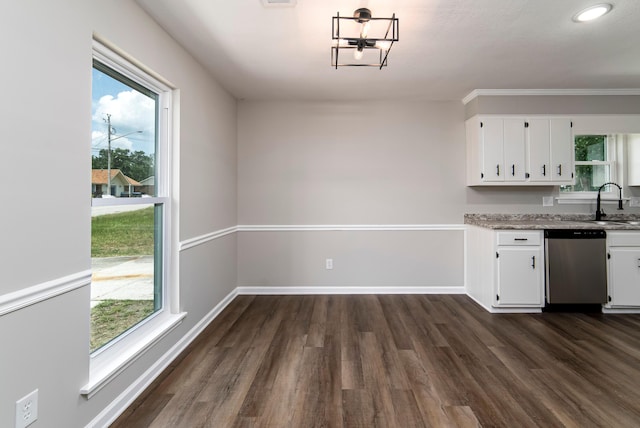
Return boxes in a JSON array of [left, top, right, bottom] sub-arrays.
[[573, 135, 606, 191], [92, 148, 154, 182]]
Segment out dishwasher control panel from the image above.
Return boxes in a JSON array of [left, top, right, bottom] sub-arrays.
[[545, 229, 606, 239]]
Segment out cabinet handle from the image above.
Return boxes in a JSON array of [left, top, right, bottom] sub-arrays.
[[558, 164, 562, 176], [514, 238, 528, 241], [496, 164, 500, 176], [542, 165, 546, 176], [532, 256, 536, 269], [637, 258, 640, 268], [512, 164, 515, 176]]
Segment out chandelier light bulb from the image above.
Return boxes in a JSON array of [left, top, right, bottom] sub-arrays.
[[360, 21, 370, 38], [354, 48, 364, 60], [375, 40, 392, 51]]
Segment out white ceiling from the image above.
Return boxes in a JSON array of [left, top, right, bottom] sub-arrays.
[[135, 0, 640, 102]]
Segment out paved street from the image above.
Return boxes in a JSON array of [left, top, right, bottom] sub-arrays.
[[91, 255, 154, 307]]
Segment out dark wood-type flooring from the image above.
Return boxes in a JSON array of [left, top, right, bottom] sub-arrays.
[[112, 295, 640, 427]]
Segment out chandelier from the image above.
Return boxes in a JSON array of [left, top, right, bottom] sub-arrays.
[[331, 8, 399, 69]]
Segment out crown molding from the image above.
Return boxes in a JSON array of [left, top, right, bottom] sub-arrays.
[[462, 89, 640, 105]]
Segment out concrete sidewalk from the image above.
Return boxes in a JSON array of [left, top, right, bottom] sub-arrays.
[[91, 204, 151, 217], [91, 256, 154, 307]]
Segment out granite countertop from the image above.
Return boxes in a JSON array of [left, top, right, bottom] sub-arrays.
[[464, 214, 640, 230]]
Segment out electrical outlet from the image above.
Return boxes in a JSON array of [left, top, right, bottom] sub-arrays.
[[543, 196, 554, 207], [325, 258, 333, 270], [630, 197, 640, 208], [15, 389, 38, 428]]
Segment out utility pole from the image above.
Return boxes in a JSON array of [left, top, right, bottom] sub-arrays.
[[105, 114, 113, 196], [101, 115, 142, 198]]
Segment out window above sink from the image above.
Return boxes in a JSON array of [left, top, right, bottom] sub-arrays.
[[560, 134, 619, 198]]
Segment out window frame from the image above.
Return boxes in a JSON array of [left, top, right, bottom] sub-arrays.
[[559, 133, 620, 200], [82, 39, 184, 399]]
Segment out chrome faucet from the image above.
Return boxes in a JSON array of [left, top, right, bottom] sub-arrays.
[[595, 182, 623, 221]]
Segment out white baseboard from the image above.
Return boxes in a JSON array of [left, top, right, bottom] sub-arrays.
[[87, 287, 238, 428], [237, 286, 466, 295], [465, 292, 543, 313], [602, 307, 640, 314]]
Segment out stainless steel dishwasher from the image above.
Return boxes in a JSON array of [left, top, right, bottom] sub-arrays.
[[544, 229, 607, 305]]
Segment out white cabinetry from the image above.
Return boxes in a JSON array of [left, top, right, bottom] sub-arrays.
[[527, 118, 574, 183], [466, 115, 574, 186], [466, 227, 544, 312], [605, 232, 640, 309], [467, 117, 526, 184], [628, 134, 640, 186]]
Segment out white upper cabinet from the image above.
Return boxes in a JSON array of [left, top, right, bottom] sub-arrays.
[[627, 134, 640, 186], [528, 118, 573, 183], [503, 119, 527, 182], [527, 119, 550, 181], [467, 115, 574, 186], [480, 118, 505, 182], [549, 118, 573, 182]]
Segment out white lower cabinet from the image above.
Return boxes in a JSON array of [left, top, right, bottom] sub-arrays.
[[497, 246, 544, 306], [466, 226, 544, 312], [606, 232, 640, 308]]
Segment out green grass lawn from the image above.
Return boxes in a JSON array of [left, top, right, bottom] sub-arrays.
[[90, 300, 155, 351], [91, 207, 156, 350], [92, 206, 155, 257]]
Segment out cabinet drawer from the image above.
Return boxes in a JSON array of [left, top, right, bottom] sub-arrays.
[[497, 231, 542, 246], [607, 231, 640, 247]]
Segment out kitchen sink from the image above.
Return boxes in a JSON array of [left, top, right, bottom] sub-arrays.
[[617, 220, 640, 225]]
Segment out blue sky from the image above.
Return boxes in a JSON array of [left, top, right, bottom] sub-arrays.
[[91, 68, 156, 156]]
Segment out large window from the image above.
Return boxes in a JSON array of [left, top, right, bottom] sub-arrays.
[[560, 134, 617, 195], [90, 44, 170, 353]]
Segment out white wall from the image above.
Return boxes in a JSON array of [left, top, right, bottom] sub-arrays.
[[238, 100, 468, 224], [237, 100, 467, 290], [0, 1, 237, 427]]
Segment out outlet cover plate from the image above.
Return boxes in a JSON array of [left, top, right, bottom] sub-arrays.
[[543, 196, 554, 207], [630, 197, 640, 208], [15, 389, 38, 428]]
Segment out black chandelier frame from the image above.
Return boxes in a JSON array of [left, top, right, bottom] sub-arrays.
[[331, 11, 399, 69]]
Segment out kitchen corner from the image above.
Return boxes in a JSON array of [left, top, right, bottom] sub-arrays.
[[464, 213, 640, 315]]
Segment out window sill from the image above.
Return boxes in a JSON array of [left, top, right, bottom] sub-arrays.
[[81, 311, 186, 399], [556, 196, 630, 205]]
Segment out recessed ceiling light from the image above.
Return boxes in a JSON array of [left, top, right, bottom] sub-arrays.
[[573, 3, 613, 22]]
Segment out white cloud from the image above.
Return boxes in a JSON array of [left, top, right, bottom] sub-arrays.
[[92, 90, 155, 153]]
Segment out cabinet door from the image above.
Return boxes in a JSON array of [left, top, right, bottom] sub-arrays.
[[609, 248, 640, 306], [481, 118, 504, 181], [527, 119, 550, 181], [627, 134, 640, 186], [503, 119, 526, 181], [496, 247, 543, 306], [550, 118, 573, 182]]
